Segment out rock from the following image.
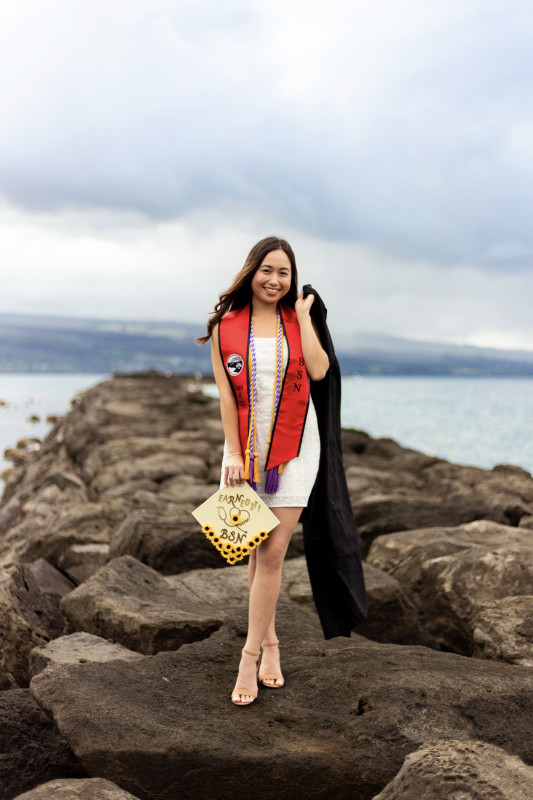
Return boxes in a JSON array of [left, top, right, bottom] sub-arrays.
[[29, 628, 533, 800], [0, 483, 89, 570], [372, 738, 533, 799], [57, 374, 221, 468], [109, 512, 224, 574], [3, 446, 32, 466], [1, 446, 87, 508], [59, 555, 223, 654], [57, 544, 110, 585], [29, 632, 144, 678], [355, 562, 425, 646], [12, 777, 143, 799], [0, 688, 87, 799], [279, 557, 425, 646], [158, 477, 222, 506], [164, 564, 250, 611], [0, 495, 22, 534], [519, 515, 533, 530], [15, 438, 41, 453], [341, 433, 533, 557], [0, 559, 75, 689], [422, 544, 533, 655], [89, 452, 208, 495], [367, 520, 533, 657], [81, 435, 218, 487], [472, 596, 533, 667], [0, 497, 60, 569], [492, 462, 533, 481], [178, 417, 224, 445], [14, 500, 129, 568], [1, 465, 15, 481], [355, 495, 523, 558], [98, 478, 160, 501]]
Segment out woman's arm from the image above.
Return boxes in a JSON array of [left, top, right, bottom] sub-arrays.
[[295, 291, 330, 381], [211, 323, 245, 486]]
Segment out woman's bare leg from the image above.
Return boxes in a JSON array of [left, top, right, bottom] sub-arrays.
[[247, 551, 280, 685], [232, 507, 302, 703], [247, 551, 277, 642]]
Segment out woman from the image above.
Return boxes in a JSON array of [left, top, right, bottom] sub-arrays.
[[197, 235, 329, 706]]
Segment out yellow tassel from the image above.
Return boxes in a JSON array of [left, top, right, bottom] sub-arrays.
[[278, 462, 283, 473], [253, 451, 260, 483], [244, 344, 255, 483]]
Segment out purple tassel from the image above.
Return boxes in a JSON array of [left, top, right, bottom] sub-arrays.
[[247, 454, 257, 490], [264, 466, 280, 494]]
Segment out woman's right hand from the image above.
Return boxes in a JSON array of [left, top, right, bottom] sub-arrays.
[[224, 453, 245, 487]]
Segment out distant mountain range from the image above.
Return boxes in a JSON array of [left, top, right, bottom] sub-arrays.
[[0, 311, 532, 376], [331, 330, 533, 376]]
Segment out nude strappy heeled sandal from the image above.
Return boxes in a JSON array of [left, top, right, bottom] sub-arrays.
[[231, 648, 260, 706], [259, 640, 284, 688]]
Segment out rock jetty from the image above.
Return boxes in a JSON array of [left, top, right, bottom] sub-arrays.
[[1, 370, 533, 800]]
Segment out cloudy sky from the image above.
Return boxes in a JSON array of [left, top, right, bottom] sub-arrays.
[[1, 0, 532, 347]]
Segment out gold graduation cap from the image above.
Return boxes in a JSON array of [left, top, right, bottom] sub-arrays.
[[191, 482, 280, 565]]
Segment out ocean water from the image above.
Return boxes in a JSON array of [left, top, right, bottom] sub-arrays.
[[1, 374, 532, 495], [340, 376, 533, 474], [0, 373, 107, 489]]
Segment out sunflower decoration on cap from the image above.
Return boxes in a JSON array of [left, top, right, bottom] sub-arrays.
[[192, 482, 280, 565]]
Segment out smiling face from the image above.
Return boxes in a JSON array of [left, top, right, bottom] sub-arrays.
[[250, 249, 292, 306]]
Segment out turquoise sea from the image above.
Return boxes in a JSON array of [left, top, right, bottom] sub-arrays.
[[1, 373, 532, 493]]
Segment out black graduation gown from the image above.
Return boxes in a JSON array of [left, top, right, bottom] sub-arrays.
[[299, 284, 369, 638]]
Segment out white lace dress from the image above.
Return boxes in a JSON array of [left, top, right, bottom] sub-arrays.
[[220, 336, 321, 507]]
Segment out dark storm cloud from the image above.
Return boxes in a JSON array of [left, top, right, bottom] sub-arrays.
[[1, 0, 532, 270]]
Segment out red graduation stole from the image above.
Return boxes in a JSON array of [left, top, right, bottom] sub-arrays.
[[219, 302, 310, 481]]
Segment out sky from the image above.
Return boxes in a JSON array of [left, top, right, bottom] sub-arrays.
[[1, 0, 533, 347]]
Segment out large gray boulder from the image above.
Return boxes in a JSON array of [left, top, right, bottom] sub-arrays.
[[372, 738, 533, 799], [367, 520, 533, 658], [29, 627, 533, 800], [59, 555, 223, 654], [0, 559, 74, 689]]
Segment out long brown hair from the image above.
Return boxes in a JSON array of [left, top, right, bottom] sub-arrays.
[[196, 236, 298, 344]]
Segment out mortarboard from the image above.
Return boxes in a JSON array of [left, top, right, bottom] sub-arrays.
[[192, 482, 280, 564]]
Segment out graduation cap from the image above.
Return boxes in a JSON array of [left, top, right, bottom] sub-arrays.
[[191, 482, 280, 564]]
